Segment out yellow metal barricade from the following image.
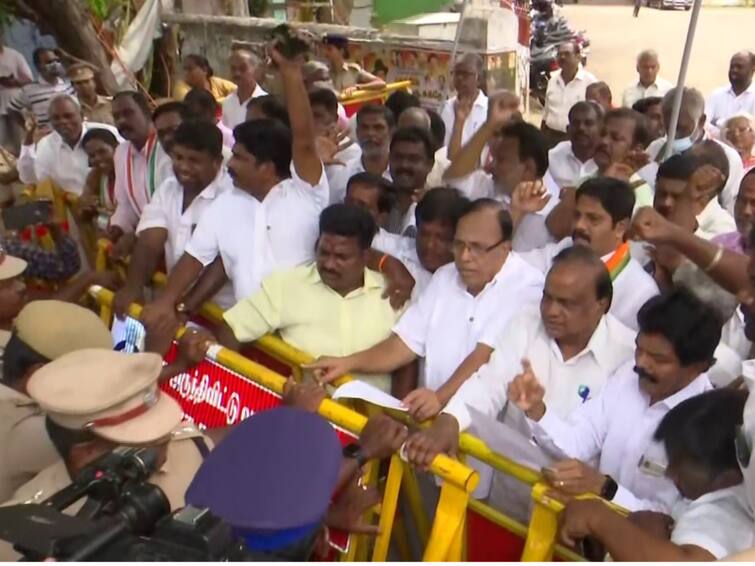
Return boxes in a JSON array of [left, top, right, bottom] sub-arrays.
[[89, 285, 478, 562], [339, 80, 414, 107]]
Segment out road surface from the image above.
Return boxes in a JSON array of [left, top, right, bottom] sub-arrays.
[[561, 5, 755, 102]]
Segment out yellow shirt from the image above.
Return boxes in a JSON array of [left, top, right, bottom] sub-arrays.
[[173, 76, 238, 102], [224, 263, 401, 392]]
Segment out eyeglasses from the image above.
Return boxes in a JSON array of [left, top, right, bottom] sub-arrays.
[[452, 238, 505, 258], [736, 425, 752, 469]]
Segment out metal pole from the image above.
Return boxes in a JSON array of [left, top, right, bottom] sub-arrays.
[[444, 0, 471, 104], [663, 0, 703, 160]]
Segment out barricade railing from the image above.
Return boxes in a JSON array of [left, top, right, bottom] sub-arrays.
[[339, 80, 413, 114], [88, 285, 478, 562], [90, 241, 625, 562]]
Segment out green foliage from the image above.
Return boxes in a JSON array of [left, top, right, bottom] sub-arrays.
[[87, 0, 127, 21]]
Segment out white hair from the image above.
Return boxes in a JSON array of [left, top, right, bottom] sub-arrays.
[[722, 112, 755, 146], [637, 49, 659, 64], [661, 87, 705, 123]]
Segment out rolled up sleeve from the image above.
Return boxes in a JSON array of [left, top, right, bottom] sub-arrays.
[[222, 272, 285, 342]]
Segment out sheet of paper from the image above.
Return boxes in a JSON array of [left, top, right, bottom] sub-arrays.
[[331, 380, 407, 412], [467, 406, 553, 471]]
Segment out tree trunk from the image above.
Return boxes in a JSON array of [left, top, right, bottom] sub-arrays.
[[10, 0, 120, 94]]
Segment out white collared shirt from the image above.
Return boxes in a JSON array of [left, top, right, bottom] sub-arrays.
[[326, 153, 392, 205], [393, 254, 544, 391], [520, 238, 659, 330], [695, 197, 737, 240], [440, 90, 489, 148], [706, 83, 755, 129], [371, 228, 432, 299], [640, 137, 744, 214], [426, 146, 451, 189], [184, 165, 329, 302], [17, 121, 121, 194], [111, 137, 173, 232], [444, 307, 635, 431], [543, 67, 598, 132], [621, 77, 673, 108], [220, 83, 267, 130], [530, 362, 713, 512], [670, 484, 755, 559], [446, 169, 560, 252], [137, 170, 235, 308], [546, 141, 598, 189]]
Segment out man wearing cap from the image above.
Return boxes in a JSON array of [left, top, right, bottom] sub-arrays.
[[0, 251, 28, 361], [0, 300, 112, 503], [2, 350, 211, 515], [67, 63, 113, 125], [321, 35, 385, 97], [185, 408, 408, 559]]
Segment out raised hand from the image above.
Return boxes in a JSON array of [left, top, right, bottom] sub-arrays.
[[506, 359, 546, 419], [629, 206, 680, 246], [487, 90, 520, 127], [688, 164, 725, 203], [511, 180, 552, 215]]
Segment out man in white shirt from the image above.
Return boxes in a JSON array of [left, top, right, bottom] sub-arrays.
[[0, 37, 32, 152], [308, 199, 544, 422], [385, 127, 435, 237], [523, 177, 658, 329], [511, 288, 719, 512], [444, 94, 559, 252], [621, 50, 673, 109], [397, 106, 450, 189], [109, 91, 173, 251], [558, 388, 753, 560], [112, 120, 233, 319], [140, 44, 329, 327], [541, 41, 597, 147], [706, 51, 755, 132], [403, 245, 635, 468], [17, 95, 118, 194], [327, 103, 393, 204], [546, 101, 600, 190], [640, 87, 744, 214], [654, 152, 735, 242], [353, 179, 469, 299], [439, 53, 488, 149], [221, 45, 266, 130]]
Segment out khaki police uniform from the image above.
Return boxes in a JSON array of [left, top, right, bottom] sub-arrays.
[[0, 349, 213, 560], [67, 64, 114, 125], [332, 62, 364, 93], [0, 301, 113, 503]]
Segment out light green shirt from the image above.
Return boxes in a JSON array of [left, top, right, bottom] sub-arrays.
[[579, 172, 654, 214], [223, 263, 401, 392]]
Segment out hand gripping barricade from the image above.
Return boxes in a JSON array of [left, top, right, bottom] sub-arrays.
[[88, 285, 478, 562]]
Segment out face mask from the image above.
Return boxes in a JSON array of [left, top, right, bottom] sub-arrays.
[[670, 127, 701, 155], [43, 61, 64, 77]]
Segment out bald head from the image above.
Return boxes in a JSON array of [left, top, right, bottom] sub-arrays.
[[729, 50, 755, 91], [48, 95, 83, 145], [398, 107, 432, 132]]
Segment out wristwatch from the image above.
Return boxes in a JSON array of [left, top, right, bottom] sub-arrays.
[[343, 443, 368, 468], [601, 475, 619, 500]]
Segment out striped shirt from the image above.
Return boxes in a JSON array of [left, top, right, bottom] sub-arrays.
[[8, 77, 76, 126]]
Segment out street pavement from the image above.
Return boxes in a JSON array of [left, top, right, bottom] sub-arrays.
[[561, 5, 755, 102]]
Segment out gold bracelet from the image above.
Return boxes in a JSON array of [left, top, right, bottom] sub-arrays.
[[704, 245, 724, 273]]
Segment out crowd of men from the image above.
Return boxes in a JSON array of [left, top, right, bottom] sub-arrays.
[[0, 11, 755, 560]]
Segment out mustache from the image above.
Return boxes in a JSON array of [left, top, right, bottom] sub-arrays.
[[635, 365, 658, 384], [572, 230, 590, 242]]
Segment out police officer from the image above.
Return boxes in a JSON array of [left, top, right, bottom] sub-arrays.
[[0, 300, 112, 502], [321, 34, 385, 96], [186, 407, 408, 559], [0, 250, 26, 353], [1, 349, 212, 555]]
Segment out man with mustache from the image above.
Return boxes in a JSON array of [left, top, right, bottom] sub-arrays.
[[326, 103, 393, 205], [444, 92, 559, 251], [510, 288, 719, 513], [706, 51, 755, 133], [111, 120, 234, 319], [546, 107, 653, 240], [546, 101, 601, 191], [522, 177, 658, 330], [401, 245, 634, 469], [385, 126, 436, 237], [108, 91, 173, 256]]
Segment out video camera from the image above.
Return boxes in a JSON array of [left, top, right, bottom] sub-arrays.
[[0, 447, 249, 561]]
